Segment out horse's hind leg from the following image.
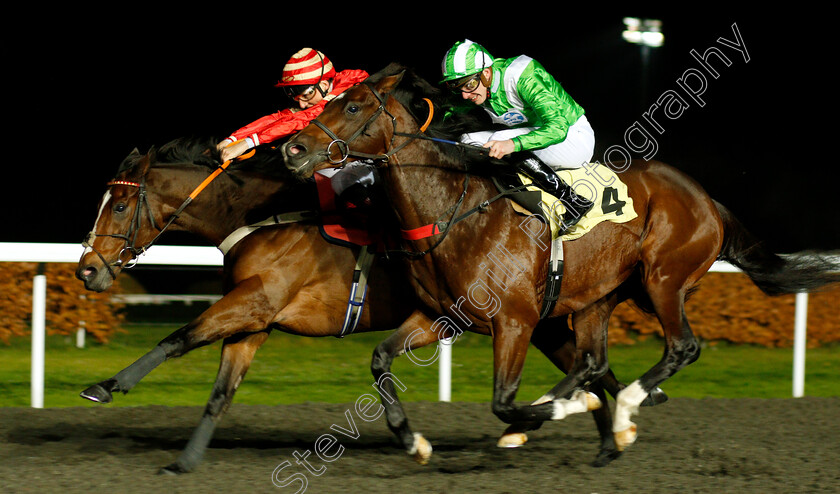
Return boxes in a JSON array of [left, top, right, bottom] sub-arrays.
[[613, 248, 711, 451], [613, 285, 699, 451], [160, 330, 270, 474], [371, 310, 440, 465], [531, 315, 667, 404]]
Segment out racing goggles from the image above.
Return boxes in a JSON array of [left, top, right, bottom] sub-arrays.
[[446, 73, 483, 94], [283, 84, 320, 102]]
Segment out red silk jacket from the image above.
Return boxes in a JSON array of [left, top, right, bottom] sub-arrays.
[[225, 69, 369, 147]]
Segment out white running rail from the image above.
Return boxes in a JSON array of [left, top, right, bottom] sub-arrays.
[[0, 242, 826, 407]]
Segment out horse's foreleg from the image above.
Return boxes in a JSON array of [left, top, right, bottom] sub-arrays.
[[80, 277, 274, 404], [160, 330, 270, 475], [77, 322, 221, 404], [496, 320, 575, 447], [499, 317, 621, 466], [532, 297, 614, 409], [489, 317, 599, 427], [79, 344, 168, 404], [370, 310, 439, 465]]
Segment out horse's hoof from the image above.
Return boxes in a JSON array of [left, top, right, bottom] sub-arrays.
[[79, 383, 113, 404], [641, 386, 668, 407], [531, 394, 553, 406], [497, 432, 528, 448], [591, 448, 622, 467], [614, 424, 638, 452], [583, 391, 603, 411], [408, 433, 432, 465], [158, 462, 189, 475]]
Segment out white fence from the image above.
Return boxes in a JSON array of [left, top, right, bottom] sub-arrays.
[[0, 242, 819, 407]]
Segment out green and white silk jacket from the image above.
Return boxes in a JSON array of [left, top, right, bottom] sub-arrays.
[[475, 55, 586, 153]]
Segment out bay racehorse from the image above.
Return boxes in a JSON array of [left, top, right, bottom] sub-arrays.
[[76, 137, 652, 472], [282, 63, 840, 452]]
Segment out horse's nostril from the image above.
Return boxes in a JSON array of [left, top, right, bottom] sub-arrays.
[[288, 144, 305, 156]]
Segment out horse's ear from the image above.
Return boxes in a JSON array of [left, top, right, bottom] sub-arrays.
[[146, 146, 157, 165], [129, 146, 155, 179], [117, 147, 145, 175], [376, 70, 405, 95]]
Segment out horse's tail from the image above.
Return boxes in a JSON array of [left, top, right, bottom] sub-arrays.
[[714, 200, 840, 295]]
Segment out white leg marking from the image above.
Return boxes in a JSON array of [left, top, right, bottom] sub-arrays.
[[613, 380, 648, 433], [551, 390, 601, 420]]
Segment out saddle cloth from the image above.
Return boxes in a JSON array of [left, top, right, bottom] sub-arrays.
[[511, 162, 638, 241]]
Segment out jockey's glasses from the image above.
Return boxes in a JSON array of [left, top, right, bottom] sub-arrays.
[[447, 73, 483, 94], [283, 84, 320, 103]]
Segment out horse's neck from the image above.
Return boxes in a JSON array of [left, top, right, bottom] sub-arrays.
[[147, 166, 292, 245], [386, 153, 493, 231]]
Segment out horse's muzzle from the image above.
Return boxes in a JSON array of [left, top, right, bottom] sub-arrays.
[[76, 251, 118, 293], [281, 141, 316, 179]]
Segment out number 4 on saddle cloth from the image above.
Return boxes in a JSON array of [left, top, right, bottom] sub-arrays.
[[495, 162, 638, 318]]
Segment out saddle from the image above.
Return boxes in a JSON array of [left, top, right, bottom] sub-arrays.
[[492, 163, 638, 318]]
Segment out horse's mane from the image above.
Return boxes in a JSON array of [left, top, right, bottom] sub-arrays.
[[116, 135, 290, 178], [367, 63, 504, 170]]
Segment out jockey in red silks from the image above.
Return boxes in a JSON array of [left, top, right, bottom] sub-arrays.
[[216, 48, 377, 209], [217, 48, 369, 162]]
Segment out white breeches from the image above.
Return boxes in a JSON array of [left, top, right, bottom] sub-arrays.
[[461, 115, 595, 169]]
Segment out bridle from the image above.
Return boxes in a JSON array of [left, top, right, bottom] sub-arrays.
[[83, 153, 246, 278], [308, 81, 409, 165], [82, 178, 162, 279], [308, 81, 480, 165]]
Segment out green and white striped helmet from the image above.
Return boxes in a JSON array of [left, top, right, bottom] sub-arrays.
[[440, 39, 494, 83]]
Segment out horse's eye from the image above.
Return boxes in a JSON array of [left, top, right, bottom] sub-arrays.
[[114, 203, 127, 214], [346, 104, 360, 115]]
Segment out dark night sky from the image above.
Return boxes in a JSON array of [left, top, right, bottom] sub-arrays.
[[5, 8, 838, 254]]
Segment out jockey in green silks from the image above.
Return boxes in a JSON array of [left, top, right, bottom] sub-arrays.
[[441, 39, 595, 232]]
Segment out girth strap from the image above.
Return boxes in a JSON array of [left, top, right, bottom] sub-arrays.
[[338, 244, 376, 337], [540, 236, 564, 319], [218, 211, 319, 255]]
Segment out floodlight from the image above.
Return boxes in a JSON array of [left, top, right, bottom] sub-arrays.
[[623, 17, 664, 47]]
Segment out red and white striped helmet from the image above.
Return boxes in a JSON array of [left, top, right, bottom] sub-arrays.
[[274, 48, 335, 87]]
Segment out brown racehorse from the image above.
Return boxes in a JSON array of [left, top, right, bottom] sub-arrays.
[[76, 137, 648, 473], [282, 63, 840, 452]]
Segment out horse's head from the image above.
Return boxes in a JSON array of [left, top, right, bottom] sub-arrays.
[[282, 65, 409, 180], [77, 136, 309, 292], [76, 147, 161, 292]]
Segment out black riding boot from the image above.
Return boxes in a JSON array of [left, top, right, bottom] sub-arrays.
[[516, 157, 593, 233]]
